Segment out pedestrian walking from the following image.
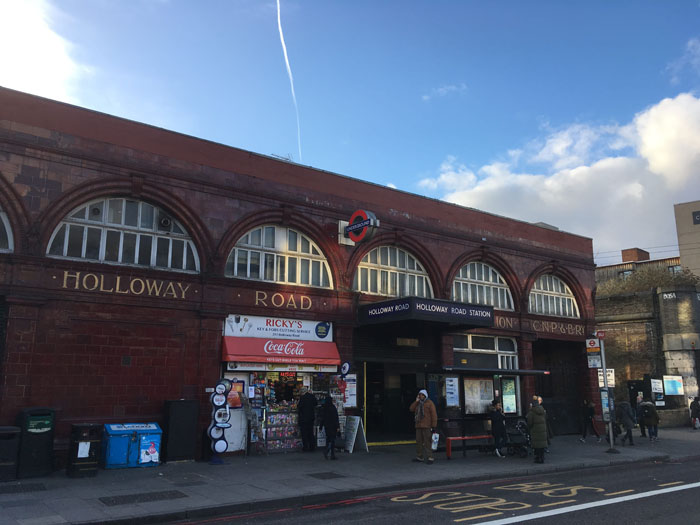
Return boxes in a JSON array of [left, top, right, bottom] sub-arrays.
[[527, 397, 547, 463], [579, 399, 601, 443], [409, 389, 437, 464], [690, 397, 700, 430], [640, 398, 660, 442], [617, 400, 635, 446], [297, 387, 318, 452], [538, 395, 553, 452], [636, 393, 647, 438], [488, 401, 507, 458], [319, 396, 339, 460]]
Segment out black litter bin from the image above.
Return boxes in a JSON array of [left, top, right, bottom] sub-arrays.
[[16, 407, 55, 478], [0, 426, 20, 481], [67, 424, 102, 477]]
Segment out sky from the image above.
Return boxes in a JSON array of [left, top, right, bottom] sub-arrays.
[[2, 1, 700, 266]]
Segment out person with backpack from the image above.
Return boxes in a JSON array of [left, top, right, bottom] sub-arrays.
[[640, 398, 660, 442], [617, 400, 635, 446]]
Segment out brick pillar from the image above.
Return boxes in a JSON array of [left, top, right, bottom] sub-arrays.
[[519, 339, 535, 408], [441, 333, 454, 367]]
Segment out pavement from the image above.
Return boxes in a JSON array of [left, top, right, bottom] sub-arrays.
[[2, 427, 700, 525]]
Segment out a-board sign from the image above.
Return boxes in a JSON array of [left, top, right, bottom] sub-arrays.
[[344, 416, 369, 453]]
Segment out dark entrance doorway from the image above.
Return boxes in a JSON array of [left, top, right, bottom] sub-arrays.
[[532, 339, 582, 435], [364, 363, 417, 442]]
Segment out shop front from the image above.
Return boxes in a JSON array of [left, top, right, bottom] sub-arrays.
[[220, 314, 345, 453]]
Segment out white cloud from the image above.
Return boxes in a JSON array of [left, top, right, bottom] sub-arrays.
[[667, 37, 700, 85], [422, 83, 467, 101], [420, 93, 700, 264], [0, 0, 89, 103]]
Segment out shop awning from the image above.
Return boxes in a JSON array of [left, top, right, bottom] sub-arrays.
[[443, 367, 550, 376], [222, 337, 341, 366]]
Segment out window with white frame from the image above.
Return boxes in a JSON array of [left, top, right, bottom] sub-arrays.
[[528, 274, 580, 318], [47, 198, 199, 272], [225, 225, 332, 289], [452, 261, 514, 310], [453, 334, 518, 369], [0, 208, 12, 252], [352, 245, 433, 298]]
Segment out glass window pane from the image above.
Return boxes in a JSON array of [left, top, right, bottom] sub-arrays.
[[398, 250, 406, 268], [140, 203, 154, 229], [185, 245, 197, 271], [122, 233, 136, 263], [237, 249, 248, 277], [322, 265, 330, 288], [171, 239, 184, 269], [287, 257, 297, 283], [390, 272, 397, 296], [71, 206, 87, 220], [311, 260, 320, 286], [389, 247, 397, 267], [369, 249, 377, 264], [0, 219, 9, 250], [288, 230, 297, 252], [107, 199, 123, 225], [380, 246, 388, 265], [398, 274, 406, 296], [67, 225, 84, 257], [370, 269, 378, 293], [105, 230, 121, 262], [250, 228, 262, 247], [407, 256, 415, 270], [380, 270, 388, 295], [300, 258, 310, 284], [250, 251, 261, 279], [88, 202, 104, 222], [264, 226, 275, 248], [409, 274, 416, 295], [360, 267, 368, 291], [264, 253, 275, 280], [156, 237, 170, 267], [277, 257, 286, 282], [84, 227, 101, 260], [472, 336, 496, 350], [498, 338, 516, 353], [48, 225, 66, 255], [138, 235, 153, 266], [172, 222, 184, 235], [417, 276, 424, 297], [301, 236, 310, 254], [124, 200, 139, 227]]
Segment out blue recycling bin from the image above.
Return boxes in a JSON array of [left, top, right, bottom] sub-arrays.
[[102, 423, 162, 469]]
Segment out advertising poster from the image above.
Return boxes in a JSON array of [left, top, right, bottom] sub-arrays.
[[343, 374, 357, 408], [502, 378, 517, 414], [662, 375, 685, 396], [225, 314, 332, 341], [445, 376, 460, 407], [463, 378, 494, 414], [651, 379, 664, 393]]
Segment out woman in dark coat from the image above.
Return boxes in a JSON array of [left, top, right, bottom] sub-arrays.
[[690, 397, 700, 429], [527, 398, 548, 464], [489, 402, 507, 458], [617, 400, 635, 446], [640, 399, 660, 442], [320, 396, 340, 460]]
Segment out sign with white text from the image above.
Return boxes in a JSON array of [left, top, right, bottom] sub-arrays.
[[225, 315, 332, 341]]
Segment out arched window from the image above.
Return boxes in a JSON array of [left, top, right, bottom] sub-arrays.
[[225, 225, 332, 289], [452, 261, 514, 310], [352, 246, 433, 298], [528, 274, 580, 318], [47, 198, 199, 272], [0, 208, 13, 252]]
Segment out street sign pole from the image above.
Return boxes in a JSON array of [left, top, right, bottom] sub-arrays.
[[598, 332, 619, 454]]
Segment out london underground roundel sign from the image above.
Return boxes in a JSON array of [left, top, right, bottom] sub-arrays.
[[345, 209, 379, 243]]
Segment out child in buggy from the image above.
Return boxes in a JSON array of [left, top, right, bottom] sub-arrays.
[[505, 417, 531, 457]]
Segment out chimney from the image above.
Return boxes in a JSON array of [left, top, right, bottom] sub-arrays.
[[621, 248, 650, 262]]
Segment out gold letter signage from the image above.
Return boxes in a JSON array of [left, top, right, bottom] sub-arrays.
[[56, 271, 193, 300]]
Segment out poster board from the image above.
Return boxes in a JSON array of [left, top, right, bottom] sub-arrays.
[[501, 377, 517, 414], [463, 378, 494, 414], [344, 416, 369, 453], [445, 376, 460, 407]]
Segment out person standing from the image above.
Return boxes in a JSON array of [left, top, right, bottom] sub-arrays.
[[640, 398, 660, 442], [409, 389, 437, 464], [636, 393, 647, 438], [489, 401, 507, 458], [527, 397, 548, 464], [579, 399, 601, 443], [690, 397, 700, 430], [319, 396, 339, 460], [297, 387, 318, 452], [617, 400, 635, 446]]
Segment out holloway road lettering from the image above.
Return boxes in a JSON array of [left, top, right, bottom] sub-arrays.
[[57, 270, 192, 300]]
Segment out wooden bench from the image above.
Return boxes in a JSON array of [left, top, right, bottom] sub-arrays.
[[445, 434, 493, 459]]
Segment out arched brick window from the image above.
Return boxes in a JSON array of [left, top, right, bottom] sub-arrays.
[[0, 207, 12, 252], [47, 198, 199, 272], [528, 274, 580, 318], [452, 261, 514, 310], [225, 225, 333, 289], [352, 245, 433, 298]]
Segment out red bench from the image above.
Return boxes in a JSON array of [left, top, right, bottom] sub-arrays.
[[445, 434, 493, 459]]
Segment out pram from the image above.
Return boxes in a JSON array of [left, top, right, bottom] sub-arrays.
[[505, 418, 531, 458]]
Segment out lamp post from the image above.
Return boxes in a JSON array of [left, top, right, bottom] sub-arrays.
[[598, 331, 619, 454]]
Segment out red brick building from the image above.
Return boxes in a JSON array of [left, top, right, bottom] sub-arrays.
[[0, 87, 597, 459]]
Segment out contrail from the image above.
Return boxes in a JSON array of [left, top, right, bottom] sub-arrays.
[[276, 0, 302, 162]]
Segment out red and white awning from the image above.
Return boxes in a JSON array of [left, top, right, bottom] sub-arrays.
[[222, 337, 341, 366]]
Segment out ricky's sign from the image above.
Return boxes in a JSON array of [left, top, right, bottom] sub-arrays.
[[55, 270, 193, 300]]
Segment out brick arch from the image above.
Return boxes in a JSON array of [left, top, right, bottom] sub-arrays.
[[346, 231, 444, 298], [446, 248, 522, 311], [215, 209, 344, 291], [523, 262, 590, 321], [0, 171, 31, 253], [37, 176, 214, 272]]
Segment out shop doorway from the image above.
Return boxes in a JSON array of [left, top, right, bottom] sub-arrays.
[[533, 340, 582, 435]]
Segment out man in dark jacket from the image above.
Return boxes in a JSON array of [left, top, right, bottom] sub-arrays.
[[617, 400, 635, 446], [489, 401, 507, 458], [527, 397, 548, 464], [298, 387, 317, 451]]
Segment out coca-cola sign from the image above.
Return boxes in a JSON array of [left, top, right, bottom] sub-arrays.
[[263, 340, 305, 356]]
